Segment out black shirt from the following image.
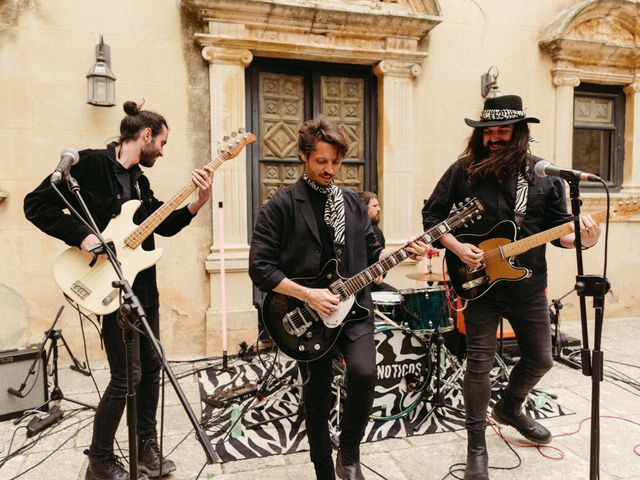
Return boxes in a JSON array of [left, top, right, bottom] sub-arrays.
[[422, 156, 572, 295]]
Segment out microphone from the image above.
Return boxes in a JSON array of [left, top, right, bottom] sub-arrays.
[[534, 160, 601, 182], [7, 387, 24, 398], [50, 148, 80, 184]]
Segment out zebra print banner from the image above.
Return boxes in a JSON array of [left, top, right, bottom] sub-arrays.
[[198, 351, 571, 463]]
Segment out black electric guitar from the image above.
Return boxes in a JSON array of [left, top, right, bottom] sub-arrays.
[[446, 197, 640, 301], [262, 198, 484, 362]]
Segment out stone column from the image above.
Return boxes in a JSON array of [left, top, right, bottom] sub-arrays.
[[373, 59, 422, 247], [551, 72, 580, 167], [623, 81, 640, 191], [201, 46, 255, 355]]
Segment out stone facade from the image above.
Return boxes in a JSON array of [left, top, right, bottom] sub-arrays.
[[1, 0, 638, 358]]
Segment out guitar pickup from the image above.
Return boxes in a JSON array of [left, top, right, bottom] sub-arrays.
[[462, 276, 490, 290]]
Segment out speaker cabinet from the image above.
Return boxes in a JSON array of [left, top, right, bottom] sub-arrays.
[[0, 344, 48, 421]]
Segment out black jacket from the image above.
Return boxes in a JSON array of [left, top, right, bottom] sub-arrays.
[[24, 143, 195, 306], [249, 177, 383, 340], [422, 156, 572, 294]]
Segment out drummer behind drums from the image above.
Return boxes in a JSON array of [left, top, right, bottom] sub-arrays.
[[358, 191, 397, 293]]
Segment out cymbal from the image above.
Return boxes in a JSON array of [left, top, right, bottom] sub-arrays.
[[406, 271, 449, 282]]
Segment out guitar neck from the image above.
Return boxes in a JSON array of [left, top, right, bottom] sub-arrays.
[[338, 223, 448, 298], [124, 154, 226, 249], [501, 209, 608, 257]]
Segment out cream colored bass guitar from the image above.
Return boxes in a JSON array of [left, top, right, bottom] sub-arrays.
[[53, 131, 256, 315]]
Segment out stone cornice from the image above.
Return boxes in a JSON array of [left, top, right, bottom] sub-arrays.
[[539, 0, 640, 72], [183, 0, 441, 67]]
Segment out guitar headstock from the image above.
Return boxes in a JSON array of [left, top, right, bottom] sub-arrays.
[[217, 129, 257, 160], [449, 197, 485, 229], [613, 196, 640, 217]]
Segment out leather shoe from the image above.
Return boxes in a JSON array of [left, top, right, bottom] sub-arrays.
[[491, 392, 552, 444], [336, 451, 364, 480]]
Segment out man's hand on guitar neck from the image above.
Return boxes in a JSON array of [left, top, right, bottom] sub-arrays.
[[560, 213, 601, 249], [187, 166, 214, 215], [440, 232, 484, 269]]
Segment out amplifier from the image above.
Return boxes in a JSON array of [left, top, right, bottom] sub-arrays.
[[0, 344, 48, 421]]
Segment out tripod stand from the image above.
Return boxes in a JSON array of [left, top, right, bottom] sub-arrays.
[[8, 305, 94, 411], [422, 327, 466, 418]]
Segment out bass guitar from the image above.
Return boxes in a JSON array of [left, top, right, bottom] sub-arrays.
[[446, 197, 639, 301], [262, 197, 484, 362], [53, 130, 256, 315]]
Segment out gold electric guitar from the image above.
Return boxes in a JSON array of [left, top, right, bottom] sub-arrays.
[[446, 197, 640, 300], [53, 130, 256, 315]]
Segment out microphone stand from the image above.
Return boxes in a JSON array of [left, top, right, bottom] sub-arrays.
[[565, 174, 610, 480], [52, 175, 218, 479]]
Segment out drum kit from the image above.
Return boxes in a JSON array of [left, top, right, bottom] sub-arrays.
[[361, 251, 466, 421]]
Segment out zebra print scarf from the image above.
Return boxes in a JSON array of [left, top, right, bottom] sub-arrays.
[[303, 173, 346, 245], [514, 171, 529, 229]]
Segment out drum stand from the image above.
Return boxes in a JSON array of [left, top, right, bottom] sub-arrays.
[[422, 327, 466, 418]]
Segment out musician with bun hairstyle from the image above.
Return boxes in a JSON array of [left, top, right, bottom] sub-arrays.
[[24, 101, 213, 479]]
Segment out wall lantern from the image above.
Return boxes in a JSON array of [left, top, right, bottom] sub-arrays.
[[86, 35, 116, 107], [480, 66, 502, 98]]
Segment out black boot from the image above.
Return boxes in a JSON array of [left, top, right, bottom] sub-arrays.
[[491, 390, 552, 444], [313, 455, 336, 480], [336, 451, 364, 480], [464, 431, 488, 480], [85, 450, 148, 480], [138, 439, 176, 478]]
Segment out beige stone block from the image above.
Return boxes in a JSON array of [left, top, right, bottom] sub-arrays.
[[0, 79, 34, 129]]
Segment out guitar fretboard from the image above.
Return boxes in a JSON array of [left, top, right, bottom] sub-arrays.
[[334, 217, 459, 299], [500, 209, 609, 258], [124, 154, 228, 249]]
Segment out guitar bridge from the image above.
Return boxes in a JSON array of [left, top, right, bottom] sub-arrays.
[[283, 307, 314, 337], [70, 280, 91, 299]]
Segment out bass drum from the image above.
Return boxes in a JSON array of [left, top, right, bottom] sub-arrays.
[[369, 321, 431, 420]]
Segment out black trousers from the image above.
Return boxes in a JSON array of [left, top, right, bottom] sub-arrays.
[[89, 305, 162, 459], [299, 330, 376, 466], [462, 287, 554, 432]]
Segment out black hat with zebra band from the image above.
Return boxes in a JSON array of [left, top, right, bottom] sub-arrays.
[[465, 95, 540, 128]]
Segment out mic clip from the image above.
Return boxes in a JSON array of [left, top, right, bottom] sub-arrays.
[[87, 239, 116, 267]]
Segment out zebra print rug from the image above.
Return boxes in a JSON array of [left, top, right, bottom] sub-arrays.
[[197, 348, 571, 463]]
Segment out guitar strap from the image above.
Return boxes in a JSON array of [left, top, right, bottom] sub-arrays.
[[514, 171, 528, 229]]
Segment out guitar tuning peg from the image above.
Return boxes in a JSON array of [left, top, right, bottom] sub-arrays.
[[238, 127, 245, 134], [231, 131, 238, 137], [223, 135, 230, 142]]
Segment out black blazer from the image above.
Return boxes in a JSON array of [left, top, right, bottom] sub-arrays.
[[249, 177, 383, 340]]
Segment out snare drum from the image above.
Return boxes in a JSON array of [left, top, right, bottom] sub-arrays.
[[371, 291, 402, 322], [400, 287, 454, 334]]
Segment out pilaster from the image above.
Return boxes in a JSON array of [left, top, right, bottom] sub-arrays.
[[551, 72, 580, 168], [201, 46, 256, 355], [623, 81, 640, 191], [374, 59, 421, 247]]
